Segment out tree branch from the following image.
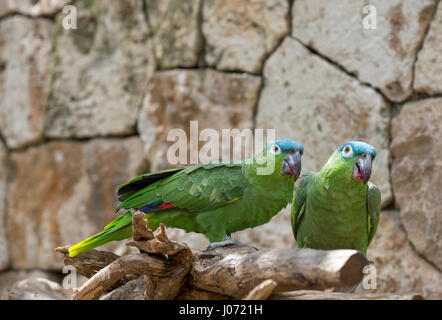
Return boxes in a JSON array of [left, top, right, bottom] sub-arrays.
[[270, 290, 424, 300], [73, 253, 170, 300], [243, 279, 278, 300], [55, 247, 120, 278], [189, 245, 369, 298], [56, 211, 422, 300], [69, 212, 193, 300]]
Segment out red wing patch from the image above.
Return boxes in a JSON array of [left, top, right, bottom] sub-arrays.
[[155, 202, 175, 210]]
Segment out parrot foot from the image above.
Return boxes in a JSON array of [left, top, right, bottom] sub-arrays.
[[205, 235, 243, 251]]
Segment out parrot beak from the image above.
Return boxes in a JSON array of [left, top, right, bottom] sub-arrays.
[[282, 150, 302, 180], [353, 153, 372, 184]]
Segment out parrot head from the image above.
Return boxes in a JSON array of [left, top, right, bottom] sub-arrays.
[[326, 141, 376, 184], [249, 139, 304, 181]]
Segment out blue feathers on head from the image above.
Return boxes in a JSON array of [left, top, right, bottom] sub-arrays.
[[267, 139, 304, 153], [338, 141, 376, 158]]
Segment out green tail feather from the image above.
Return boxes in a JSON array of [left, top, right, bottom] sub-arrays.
[[68, 212, 133, 257]]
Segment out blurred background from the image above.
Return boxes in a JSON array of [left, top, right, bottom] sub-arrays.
[[0, 0, 441, 299]]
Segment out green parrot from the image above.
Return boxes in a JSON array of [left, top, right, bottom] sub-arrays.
[[68, 139, 304, 257], [291, 141, 381, 255]]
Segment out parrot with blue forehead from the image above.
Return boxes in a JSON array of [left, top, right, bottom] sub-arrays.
[[68, 139, 304, 257], [291, 141, 381, 255]]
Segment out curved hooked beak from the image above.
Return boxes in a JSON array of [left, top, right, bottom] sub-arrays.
[[282, 150, 302, 181], [353, 154, 372, 184]]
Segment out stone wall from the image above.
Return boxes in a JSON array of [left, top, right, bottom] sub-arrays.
[[0, 0, 440, 299]]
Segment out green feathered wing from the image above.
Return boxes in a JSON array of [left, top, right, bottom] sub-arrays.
[[69, 162, 249, 257], [367, 182, 381, 246], [117, 167, 184, 202], [118, 162, 247, 213], [291, 172, 315, 240]]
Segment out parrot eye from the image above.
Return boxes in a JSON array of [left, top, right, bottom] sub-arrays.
[[270, 144, 281, 155], [342, 145, 354, 158]]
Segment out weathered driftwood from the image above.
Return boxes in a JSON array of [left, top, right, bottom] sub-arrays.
[[65, 245, 369, 300], [72, 253, 170, 300], [54, 247, 140, 291], [131, 209, 154, 241], [128, 212, 194, 300], [189, 245, 369, 298], [69, 212, 193, 300], [98, 276, 232, 300], [243, 280, 278, 300], [100, 277, 145, 300], [176, 286, 231, 300], [55, 247, 120, 279], [270, 290, 424, 300], [57, 210, 399, 300]]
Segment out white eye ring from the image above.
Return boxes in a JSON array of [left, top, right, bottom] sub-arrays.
[[270, 144, 281, 155], [342, 145, 354, 158]]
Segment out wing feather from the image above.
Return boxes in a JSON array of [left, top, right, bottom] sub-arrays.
[[291, 172, 315, 239], [117, 167, 184, 202], [119, 161, 249, 213], [367, 182, 381, 245]]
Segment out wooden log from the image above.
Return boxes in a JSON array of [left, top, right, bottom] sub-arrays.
[[59, 211, 413, 301], [100, 277, 145, 300], [55, 246, 139, 290], [72, 253, 170, 300], [131, 210, 154, 241], [127, 218, 194, 300], [70, 214, 193, 300], [243, 280, 278, 300], [189, 245, 370, 299], [176, 287, 232, 300], [55, 247, 120, 279], [61, 235, 424, 301], [270, 290, 424, 300]]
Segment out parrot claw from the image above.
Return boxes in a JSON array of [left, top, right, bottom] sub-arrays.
[[205, 235, 243, 251]]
